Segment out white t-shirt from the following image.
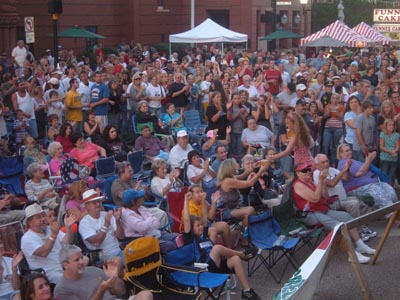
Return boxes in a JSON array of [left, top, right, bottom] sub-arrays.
[[21, 228, 65, 283], [11, 46, 27, 67], [313, 167, 347, 201], [168, 144, 194, 169], [0, 257, 15, 298], [241, 125, 274, 148], [200, 81, 211, 103], [78, 81, 94, 109], [238, 85, 258, 100], [187, 163, 214, 184], [79, 212, 121, 258], [146, 84, 163, 108]]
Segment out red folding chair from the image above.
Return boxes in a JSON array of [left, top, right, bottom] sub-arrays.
[[166, 187, 188, 233]]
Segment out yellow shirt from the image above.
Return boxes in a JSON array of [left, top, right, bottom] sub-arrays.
[[65, 90, 83, 121]]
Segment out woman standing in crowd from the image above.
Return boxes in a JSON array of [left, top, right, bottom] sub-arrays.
[[83, 109, 103, 144], [343, 96, 362, 148], [206, 91, 229, 140], [270, 112, 315, 169]]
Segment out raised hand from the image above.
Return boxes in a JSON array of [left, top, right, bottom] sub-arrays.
[[104, 210, 113, 227], [184, 192, 192, 202], [64, 214, 78, 228], [11, 252, 24, 270], [49, 220, 60, 236]]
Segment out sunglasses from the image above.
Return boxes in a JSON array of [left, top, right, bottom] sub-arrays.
[[299, 168, 312, 173]]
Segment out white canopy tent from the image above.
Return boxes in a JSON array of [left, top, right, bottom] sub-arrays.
[[169, 18, 248, 55]]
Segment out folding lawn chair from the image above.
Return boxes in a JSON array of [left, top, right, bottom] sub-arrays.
[[164, 242, 230, 300], [247, 210, 300, 283], [124, 236, 201, 300], [0, 157, 27, 205], [183, 110, 207, 144], [273, 181, 325, 252], [94, 155, 116, 181], [127, 151, 152, 183], [166, 187, 188, 233], [0, 221, 24, 255]]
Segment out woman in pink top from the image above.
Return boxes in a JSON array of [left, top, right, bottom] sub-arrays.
[[69, 132, 106, 172], [270, 112, 315, 169]]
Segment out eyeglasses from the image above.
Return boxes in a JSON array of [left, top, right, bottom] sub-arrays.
[[300, 168, 312, 173], [134, 78, 140, 81]]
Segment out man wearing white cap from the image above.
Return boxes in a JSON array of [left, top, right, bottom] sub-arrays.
[[21, 203, 77, 284], [289, 83, 308, 108], [168, 130, 194, 169], [78, 189, 125, 262]]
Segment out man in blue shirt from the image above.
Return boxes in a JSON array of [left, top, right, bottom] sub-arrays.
[[90, 71, 110, 131]]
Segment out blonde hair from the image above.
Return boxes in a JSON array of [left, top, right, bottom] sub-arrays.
[[382, 118, 396, 135], [336, 143, 351, 160], [22, 135, 34, 145], [151, 158, 167, 173], [216, 158, 237, 186]]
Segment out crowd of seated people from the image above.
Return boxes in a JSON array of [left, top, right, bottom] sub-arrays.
[[2, 40, 400, 300]]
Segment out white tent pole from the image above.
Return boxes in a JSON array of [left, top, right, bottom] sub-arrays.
[[169, 42, 171, 59], [222, 42, 224, 54], [191, 0, 195, 29]]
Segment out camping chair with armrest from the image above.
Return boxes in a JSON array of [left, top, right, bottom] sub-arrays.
[[124, 236, 201, 300], [163, 241, 230, 300], [132, 115, 173, 145], [127, 151, 152, 183], [95, 155, 116, 181], [273, 181, 325, 252], [247, 210, 300, 284], [183, 110, 207, 145], [0, 157, 28, 206]]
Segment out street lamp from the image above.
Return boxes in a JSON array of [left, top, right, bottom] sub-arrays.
[[294, 13, 301, 26], [281, 13, 288, 26]]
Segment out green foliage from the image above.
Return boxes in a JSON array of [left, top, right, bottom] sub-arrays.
[[311, 0, 392, 32]]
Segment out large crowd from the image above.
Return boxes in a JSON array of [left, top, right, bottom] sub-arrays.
[[0, 38, 400, 300]]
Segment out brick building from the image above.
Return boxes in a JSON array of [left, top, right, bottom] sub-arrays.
[[0, 0, 311, 58]]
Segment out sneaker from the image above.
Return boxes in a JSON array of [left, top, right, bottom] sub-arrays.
[[359, 231, 370, 242], [241, 288, 261, 300], [356, 243, 376, 255], [361, 226, 377, 238], [242, 247, 258, 261], [348, 251, 370, 264]]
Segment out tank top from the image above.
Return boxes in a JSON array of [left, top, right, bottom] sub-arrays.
[[292, 179, 329, 213], [218, 186, 241, 209], [16, 91, 35, 120]]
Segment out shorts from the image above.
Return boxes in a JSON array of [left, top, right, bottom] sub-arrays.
[[207, 258, 234, 274]]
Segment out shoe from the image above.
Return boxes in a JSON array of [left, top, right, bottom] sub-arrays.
[[242, 247, 258, 261], [361, 226, 377, 239], [359, 231, 370, 242], [348, 251, 370, 264], [241, 288, 261, 300], [356, 243, 376, 255]]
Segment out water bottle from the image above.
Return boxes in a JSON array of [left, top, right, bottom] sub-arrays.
[[225, 275, 235, 300]]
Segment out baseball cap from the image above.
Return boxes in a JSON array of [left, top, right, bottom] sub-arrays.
[[177, 130, 188, 138], [122, 189, 145, 206], [296, 83, 307, 91], [48, 78, 59, 85], [51, 70, 63, 75], [24, 203, 45, 224], [332, 75, 341, 80], [206, 130, 216, 138], [82, 189, 104, 205]]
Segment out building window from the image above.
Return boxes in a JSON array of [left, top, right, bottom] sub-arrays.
[[85, 26, 98, 50], [206, 10, 229, 28]]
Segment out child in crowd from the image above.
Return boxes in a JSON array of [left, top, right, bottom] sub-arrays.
[[47, 114, 60, 143], [184, 185, 231, 248], [379, 118, 400, 185], [227, 92, 247, 159], [23, 135, 46, 165], [47, 90, 64, 123], [13, 109, 29, 145], [182, 188, 261, 300]]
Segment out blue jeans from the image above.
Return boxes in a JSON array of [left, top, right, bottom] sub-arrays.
[[229, 133, 244, 158], [28, 119, 38, 138], [380, 160, 396, 184], [322, 127, 342, 163]]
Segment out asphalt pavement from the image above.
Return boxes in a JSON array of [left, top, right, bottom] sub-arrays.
[[226, 219, 400, 300]]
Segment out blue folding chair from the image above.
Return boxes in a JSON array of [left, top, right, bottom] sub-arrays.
[[124, 236, 201, 299], [183, 110, 207, 143], [164, 242, 230, 300], [247, 210, 300, 283], [95, 156, 116, 180]]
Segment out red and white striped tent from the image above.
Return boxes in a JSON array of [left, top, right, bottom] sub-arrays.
[[301, 20, 373, 47], [353, 22, 394, 45]]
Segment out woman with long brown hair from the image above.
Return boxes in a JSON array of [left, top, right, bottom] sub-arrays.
[[270, 112, 315, 168]]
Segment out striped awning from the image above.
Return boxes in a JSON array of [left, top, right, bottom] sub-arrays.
[[353, 22, 394, 45], [301, 20, 373, 47]]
